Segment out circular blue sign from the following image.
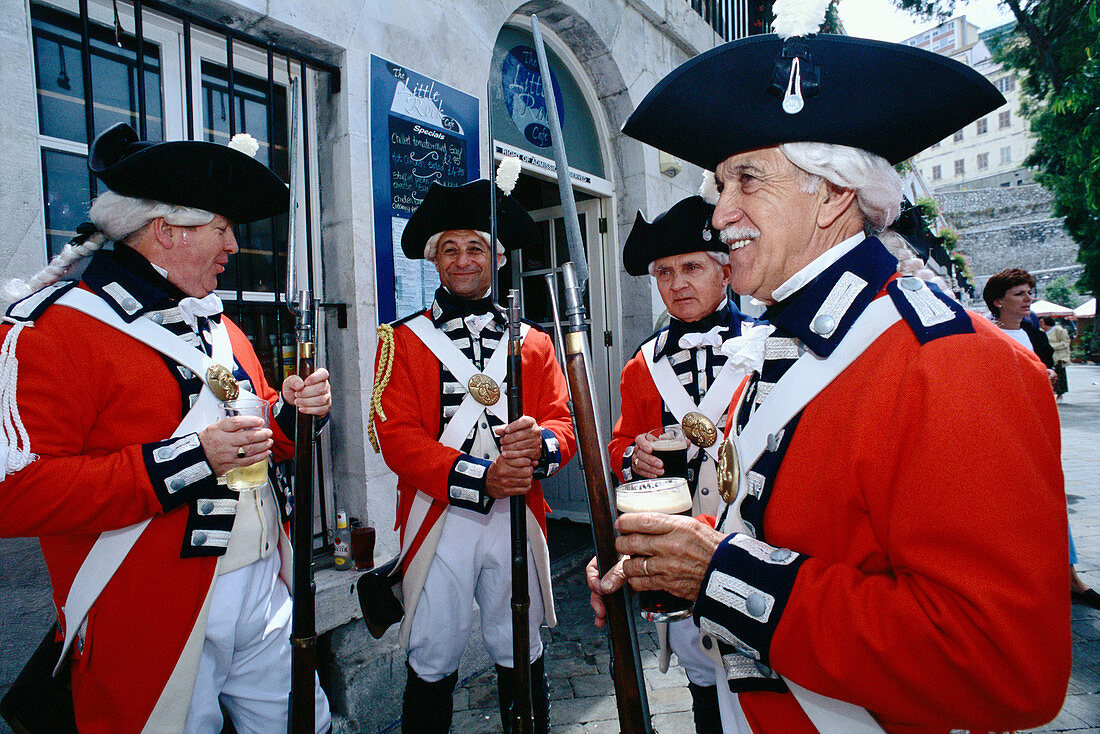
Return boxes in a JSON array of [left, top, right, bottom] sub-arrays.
[[500, 45, 566, 149]]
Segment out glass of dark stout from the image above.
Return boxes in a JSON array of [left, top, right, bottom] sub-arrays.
[[649, 424, 688, 480], [615, 477, 694, 623]]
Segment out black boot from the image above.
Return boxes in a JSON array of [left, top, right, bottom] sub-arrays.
[[496, 655, 550, 733], [402, 662, 458, 734], [687, 681, 723, 734]]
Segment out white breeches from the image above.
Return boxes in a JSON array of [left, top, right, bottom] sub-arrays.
[[408, 501, 545, 681], [184, 551, 331, 733], [669, 617, 717, 686]]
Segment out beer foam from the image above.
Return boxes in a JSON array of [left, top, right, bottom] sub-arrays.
[[616, 478, 692, 514], [650, 438, 688, 451]]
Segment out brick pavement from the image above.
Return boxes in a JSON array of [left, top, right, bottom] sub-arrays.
[[445, 364, 1100, 734]]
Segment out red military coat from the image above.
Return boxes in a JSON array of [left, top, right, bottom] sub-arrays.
[[0, 286, 294, 734], [712, 314, 1070, 733], [372, 311, 575, 638]]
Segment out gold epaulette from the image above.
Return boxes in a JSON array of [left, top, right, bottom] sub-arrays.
[[367, 323, 395, 453]]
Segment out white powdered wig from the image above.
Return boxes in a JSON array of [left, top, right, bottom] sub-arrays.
[[1, 232, 108, 306], [647, 250, 729, 278], [424, 230, 507, 269], [771, 0, 830, 40], [89, 190, 215, 242], [779, 142, 903, 232], [699, 170, 719, 205]]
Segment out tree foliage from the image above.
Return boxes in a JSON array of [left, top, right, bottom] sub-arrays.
[[1044, 275, 1079, 307], [887, 0, 1100, 352]]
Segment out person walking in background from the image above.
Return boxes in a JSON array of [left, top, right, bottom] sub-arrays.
[[1042, 316, 1072, 400], [984, 270, 1099, 609]]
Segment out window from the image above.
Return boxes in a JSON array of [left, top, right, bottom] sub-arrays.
[[953, 130, 964, 142], [1001, 146, 1012, 164], [30, 0, 339, 548], [977, 152, 989, 170], [32, 2, 165, 256], [976, 118, 988, 135], [997, 76, 1016, 93], [931, 141, 941, 149], [954, 159, 965, 176], [932, 165, 941, 180], [999, 111, 1011, 128]]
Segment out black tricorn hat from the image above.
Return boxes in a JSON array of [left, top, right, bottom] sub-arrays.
[[623, 196, 725, 276], [400, 179, 538, 260], [89, 122, 288, 224], [622, 34, 1006, 169]]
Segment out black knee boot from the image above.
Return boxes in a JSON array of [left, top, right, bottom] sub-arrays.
[[687, 681, 723, 734], [496, 655, 550, 734], [402, 663, 458, 734]]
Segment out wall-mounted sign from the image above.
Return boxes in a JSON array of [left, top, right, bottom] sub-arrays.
[[370, 55, 480, 323], [490, 26, 604, 181]]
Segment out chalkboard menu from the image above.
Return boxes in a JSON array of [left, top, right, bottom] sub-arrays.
[[370, 56, 480, 322]]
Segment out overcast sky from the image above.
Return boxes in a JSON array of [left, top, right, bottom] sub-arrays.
[[837, 0, 1016, 42]]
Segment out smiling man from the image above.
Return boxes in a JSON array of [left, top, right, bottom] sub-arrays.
[[370, 179, 575, 733], [589, 13, 1072, 734], [607, 195, 753, 732], [0, 122, 332, 733]]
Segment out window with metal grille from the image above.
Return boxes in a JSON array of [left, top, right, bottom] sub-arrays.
[[977, 152, 989, 170], [976, 118, 988, 135], [954, 159, 964, 176], [999, 110, 1011, 128], [29, 0, 339, 549]]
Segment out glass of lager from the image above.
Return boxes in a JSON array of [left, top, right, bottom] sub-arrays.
[[649, 424, 688, 480], [222, 397, 270, 491], [615, 477, 694, 623]]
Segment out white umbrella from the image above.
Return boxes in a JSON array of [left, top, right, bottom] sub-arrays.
[[1074, 298, 1096, 318], [1031, 299, 1075, 317]]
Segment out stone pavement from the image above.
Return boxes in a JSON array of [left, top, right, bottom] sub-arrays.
[[444, 364, 1100, 734]]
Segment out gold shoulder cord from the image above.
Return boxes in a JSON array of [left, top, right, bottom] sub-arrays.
[[367, 324, 395, 453]]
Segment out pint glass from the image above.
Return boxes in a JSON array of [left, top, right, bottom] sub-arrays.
[[222, 397, 270, 491], [615, 477, 694, 623], [649, 424, 688, 480]]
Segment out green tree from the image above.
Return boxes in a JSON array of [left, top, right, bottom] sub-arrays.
[[885, 0, 1100, 355], [1044, 275, 1078, 307]]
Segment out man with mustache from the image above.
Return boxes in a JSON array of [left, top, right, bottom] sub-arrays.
[[588, 11, 1070, 734], [607, 195, 753, 732], [370, 179, 575, 733]]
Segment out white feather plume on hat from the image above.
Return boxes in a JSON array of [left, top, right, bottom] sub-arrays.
[[772, 0, 831, 40]]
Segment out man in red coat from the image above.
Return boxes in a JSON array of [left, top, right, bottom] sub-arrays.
[[608, 195, 753, 732], [370, 179, 575, 733], [0, 123, 332, 733], [589, 11, 1071, 734]]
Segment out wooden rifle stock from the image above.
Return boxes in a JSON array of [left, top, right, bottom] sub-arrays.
[[507, 291, 533, 733], [556, 267, 650, 734]]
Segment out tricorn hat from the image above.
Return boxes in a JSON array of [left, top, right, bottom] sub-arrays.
[[623, 196, 725, 276], [89, 122, 288, 224], [400, 179, 538, 260], [622, 33, 1006, 170]]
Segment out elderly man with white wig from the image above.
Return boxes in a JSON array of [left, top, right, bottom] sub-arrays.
[[588, 3, 1071, 732], [0, 122, 331, 733]]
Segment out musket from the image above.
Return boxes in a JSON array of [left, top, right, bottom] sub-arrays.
[[285, 75, 317, 734], [530, 15, 651, 733], [507, 289, 533, 734]]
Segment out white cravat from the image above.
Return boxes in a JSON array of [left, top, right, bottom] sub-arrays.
[[720, 322, 776, 374], [679, 325, 726, 350], [177, 293, 224, 332], [463, 313, 496, 338]]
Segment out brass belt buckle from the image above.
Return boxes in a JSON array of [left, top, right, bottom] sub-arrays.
[[467, 373, 501, 405], [681, 411, 717, 448], [205, 363, 239, 401]]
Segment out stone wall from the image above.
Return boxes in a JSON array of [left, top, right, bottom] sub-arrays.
[[938, 184, 1082, 298]]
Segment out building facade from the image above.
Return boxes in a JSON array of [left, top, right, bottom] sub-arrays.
[[0, 0, 761, 726], [907, 17, 1033, 192]]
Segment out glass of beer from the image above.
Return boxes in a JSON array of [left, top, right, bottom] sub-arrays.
[[222, 397, 270, 491], [615, 477, 694, 623], [649, 424, 688, 480]]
